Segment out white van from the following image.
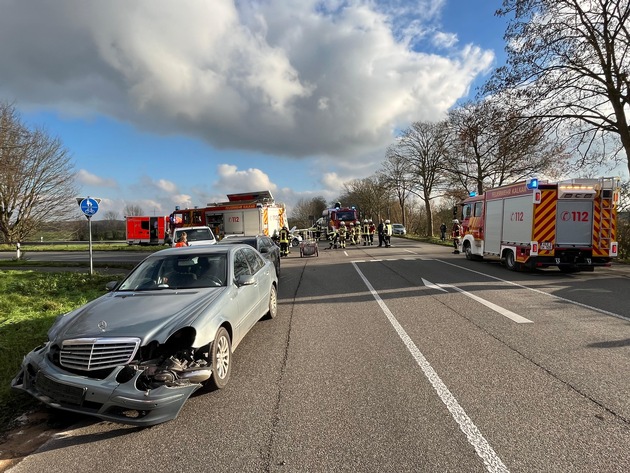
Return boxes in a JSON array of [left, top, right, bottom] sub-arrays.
[[172, 226, 217, 247]]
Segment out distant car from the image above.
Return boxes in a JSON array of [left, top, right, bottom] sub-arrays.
[[218, 234, 281, 277], [11, 245, 278, 427], [392, 223, 406, 235]]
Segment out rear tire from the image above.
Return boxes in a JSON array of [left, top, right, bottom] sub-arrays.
[[504, 250, 519, 271], [265, 284, 278, 319]]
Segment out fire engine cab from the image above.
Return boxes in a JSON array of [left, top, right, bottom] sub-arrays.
[[457, 177, 620, 272]]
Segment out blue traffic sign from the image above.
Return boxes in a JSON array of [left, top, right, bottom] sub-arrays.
[[80, 197, 99, 216]]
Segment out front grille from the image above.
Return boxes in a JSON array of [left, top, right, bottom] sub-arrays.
[[60, 338, 141, 371]]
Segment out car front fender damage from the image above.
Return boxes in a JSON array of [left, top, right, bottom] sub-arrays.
[[11, 328, 216, 426]]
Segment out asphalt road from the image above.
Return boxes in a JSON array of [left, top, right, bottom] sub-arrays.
[[5, 239, 630, 472]]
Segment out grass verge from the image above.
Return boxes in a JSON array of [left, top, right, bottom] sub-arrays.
[[0, 270, 124, 434]]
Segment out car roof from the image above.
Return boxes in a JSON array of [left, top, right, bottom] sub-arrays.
[[218, 235, 267, 244], [152, 244, 246, 256]]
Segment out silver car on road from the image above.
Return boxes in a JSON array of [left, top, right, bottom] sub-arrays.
[[11, 244, 278, 426]]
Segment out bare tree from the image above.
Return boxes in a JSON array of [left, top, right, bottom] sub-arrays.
[[446, 99, 568, 195], [289, 196, 327, 229], [485, 0, 630, 175], [103, 210, 120, 221], [388, 121, 450, 237], [0, 102, 78, 244], [378, 149, 414, 227], [340, 177, 390, 222], [124, 204, 144, 217]]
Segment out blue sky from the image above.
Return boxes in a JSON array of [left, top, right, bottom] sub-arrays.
[[0, 0, 509, 219]]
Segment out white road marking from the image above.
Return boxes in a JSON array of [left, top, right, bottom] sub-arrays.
[[431, 280, 533, 324], [436, 259, 627, 321], [421, 277, 448, 293], [353, 263, 510, 473]]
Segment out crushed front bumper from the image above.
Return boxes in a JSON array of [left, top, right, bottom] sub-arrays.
[[11, 346, 201, 426]]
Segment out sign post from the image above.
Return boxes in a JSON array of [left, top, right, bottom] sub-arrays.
[[76, 196, 101, 275]]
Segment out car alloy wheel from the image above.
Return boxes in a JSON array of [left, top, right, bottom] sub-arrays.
[[210, 327, 231, 389]]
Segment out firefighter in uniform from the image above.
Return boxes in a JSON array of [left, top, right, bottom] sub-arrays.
[[384, 220, 393, 247], [338, 221, 347, 248], [348, 222, 355, 245], [354, 220, 361, 245], [327, 226, 339, 249], [452, 219, 462, 254], [362, 219, 370, 246], [368, 219, 376, 246], [279, 225, 290, 256]]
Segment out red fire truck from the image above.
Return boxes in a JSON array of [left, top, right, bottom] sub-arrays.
[[169, 191, 287, 239], [457, 177, 620, 272], [316, 203, 358, 239], [126, 216, 171, 245]]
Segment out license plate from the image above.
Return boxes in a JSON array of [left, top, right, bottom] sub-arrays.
[[35, 372, 86, 405], [541, 242, 552, 250]]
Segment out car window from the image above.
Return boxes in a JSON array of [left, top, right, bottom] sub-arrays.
[[234, 250, 251, 277], [258, 237, 270, 250], [243, 247, 265, 273]]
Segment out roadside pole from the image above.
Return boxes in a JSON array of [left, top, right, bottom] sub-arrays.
[[76, 196, 101, 275]]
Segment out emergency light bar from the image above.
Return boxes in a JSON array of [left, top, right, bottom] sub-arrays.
[[558, 184, 595, 199], [526, 178, 539, 190]]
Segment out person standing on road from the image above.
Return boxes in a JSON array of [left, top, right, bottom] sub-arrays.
[[377, 219, 385, 247], [279, 226, 290, 256], [384, 220, 393, 247], [440, 222, 447, 241], [368, 219, 376, 246], [338, 221, 347, 249], [452, 219, 462, 254]]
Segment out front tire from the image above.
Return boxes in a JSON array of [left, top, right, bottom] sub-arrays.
[[464, 243, 473, 260], [209, 327, 231, 389]]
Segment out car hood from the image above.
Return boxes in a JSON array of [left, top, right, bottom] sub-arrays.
[[48, 288, 225, 345]]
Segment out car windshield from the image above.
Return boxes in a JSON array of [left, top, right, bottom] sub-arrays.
[[336, 210, 356, 221], [118, 253, 228, 290], [178, 228, 214, 242]]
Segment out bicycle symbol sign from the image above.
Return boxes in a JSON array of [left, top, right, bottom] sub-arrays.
[[79, 197, 100, 216]]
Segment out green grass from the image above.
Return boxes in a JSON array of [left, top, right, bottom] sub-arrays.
[[0, 243, 166, 252], [0, 270, 123, 433]]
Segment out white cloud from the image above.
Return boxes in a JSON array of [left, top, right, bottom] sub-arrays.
[[0, 0, 494, 162], [76, 169, 117, 188], [155, 179, 178, 193], [432, 31, 458, 49]]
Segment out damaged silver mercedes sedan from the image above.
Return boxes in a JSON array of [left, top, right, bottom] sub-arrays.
[[11, 244, 278, 426]]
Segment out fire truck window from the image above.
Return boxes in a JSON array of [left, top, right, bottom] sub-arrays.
[[193, 211, 202, 223], [181, 213, 190, 224], [474, 202, 483, 217], [463, 205, 471, 218], [141, 221, 150, 230]]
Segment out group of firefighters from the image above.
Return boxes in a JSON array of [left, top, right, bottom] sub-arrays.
[[276, 218, 396, 256], [326, 219, 393, 249]]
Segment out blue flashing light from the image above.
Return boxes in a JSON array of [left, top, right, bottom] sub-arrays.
[[526, 178, 539, 190], [469, 191, 477, 197]]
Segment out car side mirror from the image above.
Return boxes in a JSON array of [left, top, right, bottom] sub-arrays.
[[235, 274, 256, 287], [105, 281, 118, 291]]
